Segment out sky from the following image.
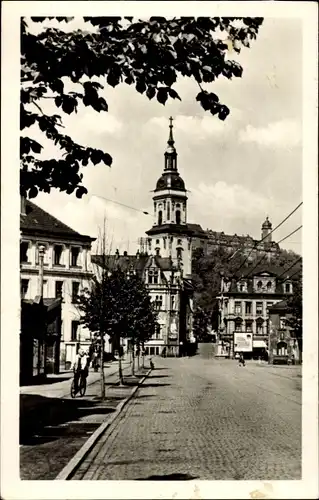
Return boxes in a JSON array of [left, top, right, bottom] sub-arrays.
[[27, 16, 303, 255]]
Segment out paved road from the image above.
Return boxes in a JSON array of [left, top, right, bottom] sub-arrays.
[[73, 344, 301, 480]]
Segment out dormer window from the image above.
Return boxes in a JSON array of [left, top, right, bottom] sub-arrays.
[[285, 283, 291, 293], [266, 281, 272, 291], [148, 269, 159, 284], [257, 281, 262, 290]]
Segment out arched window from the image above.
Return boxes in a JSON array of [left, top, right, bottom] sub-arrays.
[[155, 248, 160, 257], [235, 318, 242, 332], [158, 211, 162, 225], [167, 203, 170, 221], [177, 247, 183, 260], [285, 283, 291, 293], [176, 210, 181, 224], [257, 281, 262, 290], [267, 281, 272, 290]]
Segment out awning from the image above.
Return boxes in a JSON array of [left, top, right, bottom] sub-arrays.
[[253, 340, 267, 349]]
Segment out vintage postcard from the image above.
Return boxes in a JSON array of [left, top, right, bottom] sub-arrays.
[[1, 1, 318, 499]]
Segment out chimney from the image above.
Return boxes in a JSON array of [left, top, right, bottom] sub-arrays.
[[115, 249, 120, 259], [21, 195, 27, 216]]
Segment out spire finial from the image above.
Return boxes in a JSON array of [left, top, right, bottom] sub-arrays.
[[168, 116, 174, 145]]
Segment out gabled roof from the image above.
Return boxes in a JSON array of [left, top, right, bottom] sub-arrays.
[[21, 200, 95, 243]]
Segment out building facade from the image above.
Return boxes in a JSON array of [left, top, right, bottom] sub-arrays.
[[206, 217, 280, 260], [20, 198, 96, 369], [268, 300, 301, 364], [217, 267, 295, 358]]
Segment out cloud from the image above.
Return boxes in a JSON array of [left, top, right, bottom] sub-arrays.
[[238, 119, 301, 148]]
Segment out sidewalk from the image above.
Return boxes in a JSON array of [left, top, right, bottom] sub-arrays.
[[20, 358, 131, 399], [20, 360, 149, 480]]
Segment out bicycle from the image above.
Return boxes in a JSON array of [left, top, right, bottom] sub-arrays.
[[70, 372, 87, 398]]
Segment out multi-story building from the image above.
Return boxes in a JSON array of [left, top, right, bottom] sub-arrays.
[[217, 265, 299, 358], [268, 300, 301, 364], [93, 117, 206, 357], [20, 197, 96, 369], [206, 217, 280, 260]]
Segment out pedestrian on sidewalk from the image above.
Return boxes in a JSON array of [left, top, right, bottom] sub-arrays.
[[73, 348, 89, 393], [238, 352, 246, 367]]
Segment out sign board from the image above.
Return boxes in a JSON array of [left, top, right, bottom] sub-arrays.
[[234, 332, 253, 352]]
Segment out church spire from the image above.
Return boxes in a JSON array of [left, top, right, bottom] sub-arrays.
[[164, 116, 177, 171]]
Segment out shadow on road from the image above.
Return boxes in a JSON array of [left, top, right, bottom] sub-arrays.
[[21, 376, 71, 386], [141, 382, 170, 388], [137, 473, 199, 480], [20, 394, 115, 444]]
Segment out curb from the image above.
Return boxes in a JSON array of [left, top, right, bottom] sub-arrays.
[[55, 368, 152, 480]]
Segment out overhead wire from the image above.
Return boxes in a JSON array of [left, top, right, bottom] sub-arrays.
[[91, 194, 151, 215]]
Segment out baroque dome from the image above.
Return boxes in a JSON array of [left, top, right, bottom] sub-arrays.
[[155, 172, 186, 192]]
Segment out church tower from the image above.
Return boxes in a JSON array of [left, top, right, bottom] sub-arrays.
[[261, 216, 272, 243], [146, 117, 192, 277]]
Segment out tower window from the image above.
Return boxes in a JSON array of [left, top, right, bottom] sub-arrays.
[[176, 210, 181, 224], [158, 211, 162, 225], [177, 239, 182, 246], [167, 203, 170, 221], [177, 248, 183, 260], [156, 239, 160, 245]]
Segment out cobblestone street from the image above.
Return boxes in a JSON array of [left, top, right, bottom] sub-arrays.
[[73, 344, 301, 481]]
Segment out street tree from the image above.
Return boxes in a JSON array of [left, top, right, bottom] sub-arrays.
[[286, 274, 303, 363], [21, 16, 263, 198], [78, 267, 158, 389]]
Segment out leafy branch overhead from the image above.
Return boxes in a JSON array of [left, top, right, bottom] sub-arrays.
[[21, 16, 263, 198]]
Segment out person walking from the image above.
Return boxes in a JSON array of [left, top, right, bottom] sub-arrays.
[[238, 352, 246, 367], [73, 348, 89, 393]]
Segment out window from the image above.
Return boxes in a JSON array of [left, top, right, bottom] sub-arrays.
[[154, 295, 163, 310], [155, 324, 161, 339], [148, 270, 154, 284], [43, 280, 48, 298], [71, 320, 79, 341], [20, 242, 29, 263], [245, 302, 252, 314], [71, 247, 80, 267], [163, 238, 166, 249], [21, 279, 29, 299], [239, 283, 244, 292], [266, 281, 272, 290], [72, 282, 80, 303], [153, 270, 158, 284], [177, 239, 182, 246], [280, 317, 286, 329], [257, 281, 262, 290], [171, 296, 175, 310], [54, 245, 63, 265], [266, 302, 273, 313], [235, 319, 242, 332], [246, 321, 253, 332], [155, 248, 160, 257], [158, 211, 162, 225], [36, 244, 48, 265], [167, 203, 170, 221], [150, 347, 155, 356], [176, 210, 181, 224], [256, 302, 263, 315], [285, 283, 291, 293], [256, 320, 263, 334], [177, 247, 182, 260], [234, 301, 241, 314], [55, 281, 63, 299]]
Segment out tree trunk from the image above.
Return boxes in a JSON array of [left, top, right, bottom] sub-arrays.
[[142, 344, 145, 368], [100, 336, 105, 400], [131, 342, 135, 376], [137, 346, 140, 371], [118, 336, 124, 385]]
